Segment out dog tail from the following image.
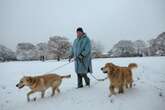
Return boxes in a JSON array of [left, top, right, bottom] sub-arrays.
[[128, 63, 138, 70], [60, 74, 71, 79]]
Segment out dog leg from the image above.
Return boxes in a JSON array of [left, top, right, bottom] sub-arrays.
[[57, 88, 60, 93], [118, 86, 124, 94], [27, 91, 35, 102], [130, 82, 132, 88], [41, 91, 45, 98], [109, 85, 115, 97], [51, 87, 56, 96], [126, 82, 129, 88]]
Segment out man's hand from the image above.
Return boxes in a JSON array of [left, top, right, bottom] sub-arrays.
[[69, 56, 72, 62], [78, 54, 84, 63]]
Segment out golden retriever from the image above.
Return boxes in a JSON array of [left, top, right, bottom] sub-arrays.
[[16, 74, 71, 102], [101, 63, 137, 97]]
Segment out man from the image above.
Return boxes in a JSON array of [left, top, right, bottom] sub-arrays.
[[69, 27, 92, 88]]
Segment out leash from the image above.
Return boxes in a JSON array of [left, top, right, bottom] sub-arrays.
[[43, 60, 74, 74], [89, 73, 108, 81], [81, 59, 107, 81], [43, 59, 107, 81]]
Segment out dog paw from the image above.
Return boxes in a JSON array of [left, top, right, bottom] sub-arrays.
[[27, 99, 30, 102], [109, 92, 117, 97], [33, 97, 37, 101], [110, 99, 114, 103], [133, 83, 136, 87], [109, 94, 113, 97], [159, 92, 163, 97]]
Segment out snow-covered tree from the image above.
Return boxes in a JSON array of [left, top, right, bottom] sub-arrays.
[[148, 32, 165, 56], [36, 42, 48, 61], [108, 40, 136, 57], [0, 44, 16, 61], [48, 36, 71, 61], [16, 43, 38, 60], [133, 40, 147, 56]]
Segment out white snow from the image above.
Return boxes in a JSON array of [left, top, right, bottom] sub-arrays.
[[0, 57, 165, 110]]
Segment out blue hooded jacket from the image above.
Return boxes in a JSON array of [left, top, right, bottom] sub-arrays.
[[70, 34, 93, 74]]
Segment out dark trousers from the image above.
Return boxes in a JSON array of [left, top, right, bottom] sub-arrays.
[[77, 74, 90, 87]]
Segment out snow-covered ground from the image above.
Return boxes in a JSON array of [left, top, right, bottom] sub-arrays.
[[0, 57, 165, 110]]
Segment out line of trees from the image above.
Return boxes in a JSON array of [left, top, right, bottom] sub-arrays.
[[0, 36, 103, 62], [108, 40, 146, 57], [0, 32, 165, 62], [16, 36, 71, 61], [108, 32, 165, 57]]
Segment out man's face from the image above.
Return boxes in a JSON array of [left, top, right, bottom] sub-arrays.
[[76, 31, 83, 37]]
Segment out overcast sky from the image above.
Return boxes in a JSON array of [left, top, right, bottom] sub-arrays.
[[0, 0, 165, 51]]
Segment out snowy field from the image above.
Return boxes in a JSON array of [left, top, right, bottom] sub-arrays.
[[0, 57, 165, 110]]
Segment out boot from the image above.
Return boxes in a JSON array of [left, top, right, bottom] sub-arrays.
[[77, 74, 83, 88]]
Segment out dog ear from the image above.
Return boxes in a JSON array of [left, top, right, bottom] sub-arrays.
[[26, 77, 32, 82], [107, 65, 115, 77], [109, 64, 114, 72]]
